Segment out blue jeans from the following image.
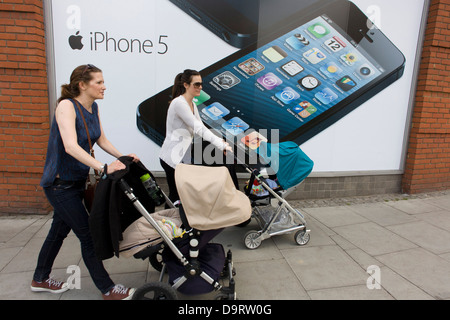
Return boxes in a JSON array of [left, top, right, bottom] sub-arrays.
[[33, 179, 114, 294]]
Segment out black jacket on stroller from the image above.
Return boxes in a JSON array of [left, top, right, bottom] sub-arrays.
[[89, 156, 156, 260]]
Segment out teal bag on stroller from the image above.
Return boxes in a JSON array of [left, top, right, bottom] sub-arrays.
[[257, 141, 314, 190]]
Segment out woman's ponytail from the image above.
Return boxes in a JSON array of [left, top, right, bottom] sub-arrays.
[[58, 83, 79, 103], [171, 72, 185, 101], [170, 69, 201, 101]]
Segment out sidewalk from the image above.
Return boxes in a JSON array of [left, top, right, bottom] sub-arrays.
[[1, 191, 450, 300]]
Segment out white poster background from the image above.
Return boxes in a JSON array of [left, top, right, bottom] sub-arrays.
[[49, 0, 427, 174]]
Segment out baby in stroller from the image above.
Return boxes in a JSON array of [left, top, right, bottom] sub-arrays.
[[89, 158, 251, 300]]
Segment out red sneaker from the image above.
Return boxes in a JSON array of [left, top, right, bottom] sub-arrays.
[[102, 284, 135, 300], [31, 278, 69, 294]]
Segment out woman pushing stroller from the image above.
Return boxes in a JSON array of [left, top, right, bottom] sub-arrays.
[[32, 64, 139, 300], [159, 69, 233, 206]]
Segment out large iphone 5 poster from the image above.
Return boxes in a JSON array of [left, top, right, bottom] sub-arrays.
[[47, 0, 428, 174]]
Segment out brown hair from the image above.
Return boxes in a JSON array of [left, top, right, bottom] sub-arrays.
[[171, 69, 201, 101], [58, 64, 102, 103]]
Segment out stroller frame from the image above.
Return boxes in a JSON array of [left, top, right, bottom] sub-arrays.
[[241, 163, 311, 250], [119, 179, 236, 300]]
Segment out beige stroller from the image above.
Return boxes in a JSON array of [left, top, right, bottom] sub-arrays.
[[118, 163, 251, 299]]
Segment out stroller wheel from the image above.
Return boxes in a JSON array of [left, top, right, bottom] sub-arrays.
[[244, 230, 262, 250], [132, 282, 177, 300], [149, 249, 164, 272], [295, 229, 310, 246], [214, 292, 237, 300]]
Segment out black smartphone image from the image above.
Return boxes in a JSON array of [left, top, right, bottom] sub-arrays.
[[137, 0, 405, 157], [169, 0, 329, 48]]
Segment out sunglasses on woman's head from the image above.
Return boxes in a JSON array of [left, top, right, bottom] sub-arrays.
[[82, 64, 96, 76]]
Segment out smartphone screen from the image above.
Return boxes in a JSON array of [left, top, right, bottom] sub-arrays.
[[196, 14, 383, 152]]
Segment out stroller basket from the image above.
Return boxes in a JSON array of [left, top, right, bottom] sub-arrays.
[[253, 205, 298, 233]]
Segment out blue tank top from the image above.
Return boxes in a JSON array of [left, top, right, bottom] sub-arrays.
[[40, 99, 101, 187]]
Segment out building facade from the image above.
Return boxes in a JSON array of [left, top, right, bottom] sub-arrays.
[[0, 0, 449, 215]]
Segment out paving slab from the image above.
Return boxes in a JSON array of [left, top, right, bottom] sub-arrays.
[[414, 211, 450, 232], [333, 222, 417, 256], [0, 247, 22, 271], [387, 221, 450, 255], [303, 206, 369, 228], [233, 259, 310, 300], [344, 248, 384, 269], [377, 266, 434, 300], [308, 284, 394, 300], [385, 199, 444, 215], [1, 236, 81, 274], [0, 218, 38, 243], [423, 196, 450, 211], [376, 248, 450, 300], [347, 202, 418, 226], [281, 245, 368, 291]]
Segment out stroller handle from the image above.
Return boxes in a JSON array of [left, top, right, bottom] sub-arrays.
[[118, 179, 132, 194], [118, 178, 189, 266]]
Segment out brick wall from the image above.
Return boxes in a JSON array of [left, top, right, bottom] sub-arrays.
[[402, 0, 450, 193], [0, 0, 50, 214]]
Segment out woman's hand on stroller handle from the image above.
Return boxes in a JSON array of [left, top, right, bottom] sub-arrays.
[[107, 154, 140, 174], [107, 159, 126, 174], [127, 153, 140, 162], [223, 141, 233, 155]]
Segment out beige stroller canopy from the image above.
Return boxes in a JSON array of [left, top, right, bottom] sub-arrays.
[[175, 164, 251, 230]]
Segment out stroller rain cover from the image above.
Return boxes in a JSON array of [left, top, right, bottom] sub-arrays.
[[257, 141, 314, 190]]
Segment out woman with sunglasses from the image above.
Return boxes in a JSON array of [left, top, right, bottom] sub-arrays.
[[31, 64, 138, 300], [159, 69, 232, 205]]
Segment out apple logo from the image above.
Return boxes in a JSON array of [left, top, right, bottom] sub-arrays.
[[69, 31, 83, 50]]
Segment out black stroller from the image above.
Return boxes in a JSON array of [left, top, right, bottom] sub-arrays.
[[90, 158, 251, 300]]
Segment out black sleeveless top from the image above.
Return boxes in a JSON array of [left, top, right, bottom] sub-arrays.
[[40, 99, 101, 187]]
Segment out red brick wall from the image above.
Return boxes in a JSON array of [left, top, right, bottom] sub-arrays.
[[0, 0, 51, 214], [402, 0, 450, 193]]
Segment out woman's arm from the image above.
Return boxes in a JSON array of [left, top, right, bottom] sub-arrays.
[[173, 99, 229, 151], [56, 100, 139, 174]]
